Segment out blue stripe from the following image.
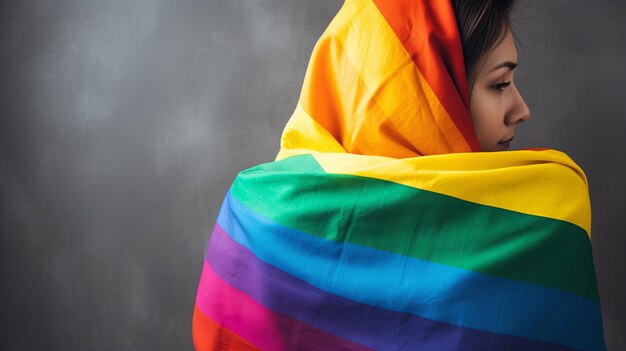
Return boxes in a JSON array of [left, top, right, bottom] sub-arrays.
[[218, 191, 606, 351], [208, 223, 579, 350]]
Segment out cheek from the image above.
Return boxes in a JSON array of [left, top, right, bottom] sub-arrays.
[[469, 90, 503, 148]]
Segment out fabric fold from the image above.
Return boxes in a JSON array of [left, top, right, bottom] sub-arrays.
[[193, 0, 606, 350]]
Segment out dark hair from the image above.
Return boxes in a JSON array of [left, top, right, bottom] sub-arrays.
[[452, 0, 516, 83]]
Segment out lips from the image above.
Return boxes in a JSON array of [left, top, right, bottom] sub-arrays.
[[497, 136, 514, 150], [498, 136, 514, 144]]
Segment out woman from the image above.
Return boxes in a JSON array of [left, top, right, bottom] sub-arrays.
[[193, 0, 606, 350]]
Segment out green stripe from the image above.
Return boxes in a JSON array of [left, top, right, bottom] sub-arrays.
[[231, 154, 599, 301]]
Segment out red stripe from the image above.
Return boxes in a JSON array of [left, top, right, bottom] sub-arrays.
[[192, 305, 259, 351], [195, 259, 371, 351], [371, 0, 480, 151]]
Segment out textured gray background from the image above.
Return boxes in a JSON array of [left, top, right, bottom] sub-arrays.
[[1, 0, 624, 350]]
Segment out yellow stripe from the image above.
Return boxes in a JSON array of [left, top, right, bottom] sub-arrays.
[[313, 150, 591, 236], [327, 0, 471, 155], [276, 103, 347, 161], [296, 23, 420, 158]]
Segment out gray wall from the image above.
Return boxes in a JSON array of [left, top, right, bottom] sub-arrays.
[[0, 1, 623, 350]]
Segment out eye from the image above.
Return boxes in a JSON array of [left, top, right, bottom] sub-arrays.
[[492, 81, 511, 92]]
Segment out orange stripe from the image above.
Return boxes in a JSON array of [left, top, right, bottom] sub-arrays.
[[192, 305, 259, 351], [296, 0, 472, 157], [298, 27, 423, 158], [372, 0, 480, 151]]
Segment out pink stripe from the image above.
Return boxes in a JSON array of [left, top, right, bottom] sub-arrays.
[[195, 259, 369, 351]]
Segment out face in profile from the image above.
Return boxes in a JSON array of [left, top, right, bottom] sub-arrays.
[[469, 30, 531, 151]]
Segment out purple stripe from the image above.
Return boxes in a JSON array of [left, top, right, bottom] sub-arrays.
[[207, 223, 577, 351], [196, 261, 372, 351]]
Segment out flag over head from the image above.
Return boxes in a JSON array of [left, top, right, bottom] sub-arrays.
[[279, 0, 480, 159], [193, 1, 607, 350]]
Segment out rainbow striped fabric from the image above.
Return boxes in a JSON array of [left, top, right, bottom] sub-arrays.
[[193, 0, 606, 350]]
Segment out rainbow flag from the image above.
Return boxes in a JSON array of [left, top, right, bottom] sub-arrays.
[[193, 0, 606, 350]]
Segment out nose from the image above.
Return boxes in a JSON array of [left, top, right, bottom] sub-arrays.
[[505, 85, 531, 126]]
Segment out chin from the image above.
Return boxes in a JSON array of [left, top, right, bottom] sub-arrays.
[[479, 144, 509, 152], [496, 142, 510, 151]]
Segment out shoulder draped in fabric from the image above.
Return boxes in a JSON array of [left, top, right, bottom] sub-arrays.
[[193, 1, 606, 350]]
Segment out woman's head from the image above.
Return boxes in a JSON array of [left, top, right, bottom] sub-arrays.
[[453, 0, 531, 151], [282, 0, 529, 159]]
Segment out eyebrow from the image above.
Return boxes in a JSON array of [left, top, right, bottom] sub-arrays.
[[490, 61, 518, 72]]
